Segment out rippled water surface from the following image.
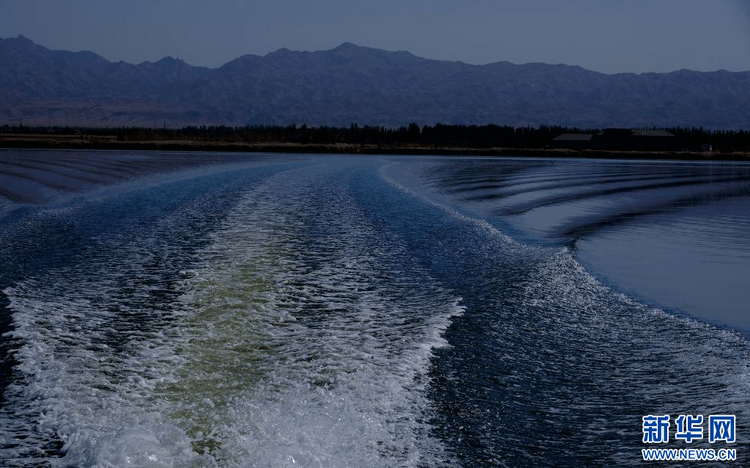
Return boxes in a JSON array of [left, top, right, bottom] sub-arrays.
[[0, 150, 748, 467], [425, 158, 750, 333]]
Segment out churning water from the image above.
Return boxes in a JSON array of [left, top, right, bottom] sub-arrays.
[[0, 151, 748, 467]]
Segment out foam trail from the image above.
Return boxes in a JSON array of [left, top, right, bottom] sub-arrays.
[[166, 166, 463, 466], [0, 159, 463, 467]]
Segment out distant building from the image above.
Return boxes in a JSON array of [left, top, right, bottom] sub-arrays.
[[549, 133, 594, 150], [621, 129, 678, 151], [550, 129, 677, 151]]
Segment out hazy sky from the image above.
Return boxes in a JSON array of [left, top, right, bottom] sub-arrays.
[[1, 0, 749, 74]]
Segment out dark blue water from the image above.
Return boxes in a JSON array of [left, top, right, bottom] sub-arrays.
[[422, 157, 750, 333], [0, 151, 748, 467]]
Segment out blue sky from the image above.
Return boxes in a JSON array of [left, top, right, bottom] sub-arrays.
[[1, 0, 749, 74]]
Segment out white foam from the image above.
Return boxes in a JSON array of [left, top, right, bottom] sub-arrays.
[[166, 165, 463, 466], [0, 160, 463, 467]]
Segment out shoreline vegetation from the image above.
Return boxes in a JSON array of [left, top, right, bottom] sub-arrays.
[[2, 124, 749, 161]]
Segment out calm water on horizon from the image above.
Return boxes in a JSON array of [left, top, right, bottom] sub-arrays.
[[0, 150, 748, 467]]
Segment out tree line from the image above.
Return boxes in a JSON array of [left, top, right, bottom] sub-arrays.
[[3, 123, 750, 152]]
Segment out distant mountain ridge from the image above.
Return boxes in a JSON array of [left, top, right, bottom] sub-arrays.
[[2, 35, 749, 129]]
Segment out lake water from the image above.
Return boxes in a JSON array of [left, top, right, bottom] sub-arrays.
[[0, 150, 748, 466]]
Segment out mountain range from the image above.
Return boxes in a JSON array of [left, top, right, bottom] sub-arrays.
[[2, 35, 749, 129]]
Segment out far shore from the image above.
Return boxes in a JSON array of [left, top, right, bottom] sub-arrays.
[[1, 133, 748, 161]]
